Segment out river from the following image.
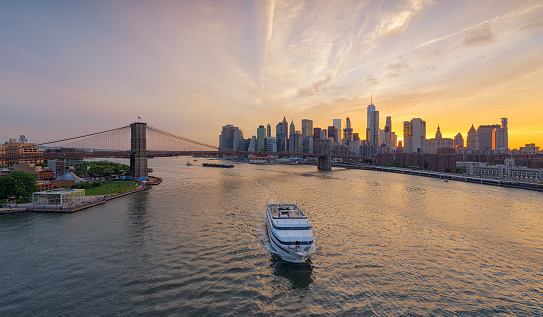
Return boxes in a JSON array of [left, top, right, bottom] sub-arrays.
[[1, 157, 542, 316]]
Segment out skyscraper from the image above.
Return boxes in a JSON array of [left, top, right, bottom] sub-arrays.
[[257, 125, 266, 151], [366, 96, 376, 141], [343, 117, 353, 143], [403, 118, 426, 153], [333, 119, 341, 142], [492, 118, 508, 152], [369, 110, 380, 155], [301, 119, 313, 137], [327, 126, 338, 142], [266, 123, 272, 138], [454, 133, 464, 150], [467, 124, 478, 151], [477, 124, 500, 151], [219, 124, 240, 150], [384, 116, 392, 152]]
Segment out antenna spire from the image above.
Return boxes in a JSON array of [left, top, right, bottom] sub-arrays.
[[371, 91, 373, 105]]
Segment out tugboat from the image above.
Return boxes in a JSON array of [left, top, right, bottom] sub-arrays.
[[266, 203, 316, 262], [202, 162, 234, 168]]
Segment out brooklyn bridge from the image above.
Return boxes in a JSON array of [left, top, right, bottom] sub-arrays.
[[1, 122, 370, 178]]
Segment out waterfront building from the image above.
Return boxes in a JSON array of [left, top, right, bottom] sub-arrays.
[[426, 125, 454, 154], [48, 159, 66, 177], [403, 118, 426, 153], [457, 159, 543, 182], [257, 125, 266, 152], [454, 133, 464, 150], [0, 137, 42, 167], [467, 125, 478, 151], [219, 124, 240, 150], [265, 137, 277, 152], [333, 119, 341, 142]]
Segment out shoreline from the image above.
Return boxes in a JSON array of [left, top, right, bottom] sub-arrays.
[[1, 176, 162, 215], [333, 163, 543, 192]]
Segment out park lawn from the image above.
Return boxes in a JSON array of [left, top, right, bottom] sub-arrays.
[[85, 181, 137, 196]]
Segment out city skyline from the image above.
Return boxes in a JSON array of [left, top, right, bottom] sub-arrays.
[[1, 1, 542, 149]]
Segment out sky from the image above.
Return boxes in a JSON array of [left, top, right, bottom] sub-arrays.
[[1, 0, 542, 149]]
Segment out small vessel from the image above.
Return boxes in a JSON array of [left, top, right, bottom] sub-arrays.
[[444, 179, 449, 182], [202, 162, 234, 168], [266, 203, 316, 262], [186, 161, 192, 166], [249, 155, 272, 164]]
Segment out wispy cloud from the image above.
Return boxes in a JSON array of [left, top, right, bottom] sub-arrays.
[[463, 24, 494, 46]]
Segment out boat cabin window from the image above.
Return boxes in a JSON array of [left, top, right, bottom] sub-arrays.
[[280, 210, 290, 218]]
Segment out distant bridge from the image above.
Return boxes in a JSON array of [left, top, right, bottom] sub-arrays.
[[1, 122, 371, 178]]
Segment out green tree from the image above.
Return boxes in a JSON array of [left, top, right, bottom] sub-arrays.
[[0, 177, 17, 199], [10, 171, 38, 198]]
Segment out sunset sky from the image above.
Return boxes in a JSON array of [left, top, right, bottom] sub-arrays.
[[1, 0, 542, 149]]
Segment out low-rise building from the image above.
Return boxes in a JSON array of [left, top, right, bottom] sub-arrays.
[[457, 158, 543, 182]]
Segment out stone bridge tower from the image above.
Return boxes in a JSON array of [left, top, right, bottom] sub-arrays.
[[315, 139, 332, 171], [130, 122, 148, 179]]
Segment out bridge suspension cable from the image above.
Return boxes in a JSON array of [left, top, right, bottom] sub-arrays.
[[37, 126, 131, 151], [146, 125, 217, 151]]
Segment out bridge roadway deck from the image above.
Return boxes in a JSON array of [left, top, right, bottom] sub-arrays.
[[0, 150, 372, 161]]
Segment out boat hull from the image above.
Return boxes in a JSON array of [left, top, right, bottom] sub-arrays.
[[265, 205, 315, 262]]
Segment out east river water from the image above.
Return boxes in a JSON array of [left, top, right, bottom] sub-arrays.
[[1, 157, 542, 316]]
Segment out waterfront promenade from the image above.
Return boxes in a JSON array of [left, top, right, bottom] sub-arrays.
[[0, 177, 162, 215], [333, 162, 543, 191]]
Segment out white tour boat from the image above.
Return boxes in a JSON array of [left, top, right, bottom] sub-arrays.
[[266, 203, 316, 262]]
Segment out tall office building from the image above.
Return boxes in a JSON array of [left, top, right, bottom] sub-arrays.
[[266, 123, 272, 138], [289, 131, 303, 153], [257, 125, 266, 151], [477, 124, 500, 151], [219, 124, 240, 150], [332, 119, 341, 142], [320, 129, 327, 140], [276, 117, 289, 152], [369, 110, 380, 155], [289, 120, 295, 136], [454, 133, 464, 150], [343, 117, 353, 143], [467, 124, 478, 151], [301, 119, 313, 137], [384, 116, 392, 152], [366, 97, 376, 141], [492, 118, 508, 152], [265, 137, 277, 152], [233, 129, 243, 151], [327, 126, 338, 142], [426, 125, 454, 154], [313, 128, 321, 140], [403, 118, 426, 153]]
